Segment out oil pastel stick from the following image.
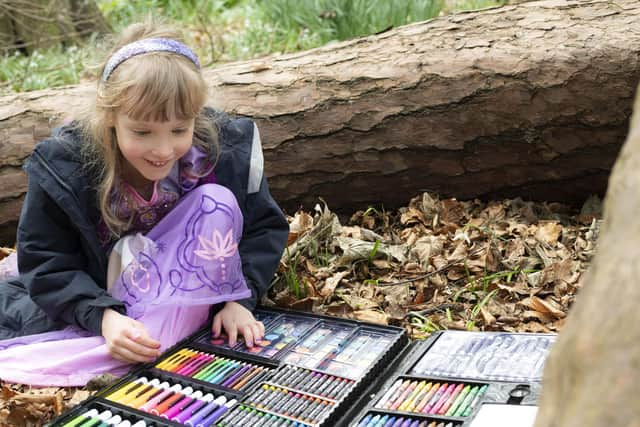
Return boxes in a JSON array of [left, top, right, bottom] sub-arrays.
[[428, 383, 456, 414], [461, 384, 487, 416], [444, 384, 470, 416], [452, 385, 479, 417], [437, 383, 465, 414]]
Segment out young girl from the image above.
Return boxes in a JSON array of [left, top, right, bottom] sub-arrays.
[[0, 22, 288, 386]]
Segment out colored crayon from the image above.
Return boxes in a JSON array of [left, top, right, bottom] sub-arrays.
[[376, 380, 402, 408], [104, 415, 122, 426], [429, 383, 456, 414], [398, 381, 427, 411], [461, 384, 487, 416], [415, 383, 441, 412], [452, 386, 479, 417], [445, 385, 470, 416]]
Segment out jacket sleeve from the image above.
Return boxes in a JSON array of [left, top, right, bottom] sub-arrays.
[[17, 177, 126, 335], [232, 122, 289, 311]]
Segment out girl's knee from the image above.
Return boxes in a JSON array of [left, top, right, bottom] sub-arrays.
[[191, 184, 241, 216]]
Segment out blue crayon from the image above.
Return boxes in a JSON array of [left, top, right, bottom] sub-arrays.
[[358, 415, 372, 427], [366, 415, 381, 426]]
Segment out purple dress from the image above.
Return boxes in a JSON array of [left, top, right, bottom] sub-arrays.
[[0, 147, 251, 386]]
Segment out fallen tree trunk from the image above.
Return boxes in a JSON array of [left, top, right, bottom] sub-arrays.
[[533, 86, 640, 427], [1, 0, 640, 244]]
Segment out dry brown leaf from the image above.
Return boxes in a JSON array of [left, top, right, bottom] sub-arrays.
[[319, 271, 349, 297], [352, 309, 389, 325], [520, 296, 566, 319], [535, 221, 562, 245]]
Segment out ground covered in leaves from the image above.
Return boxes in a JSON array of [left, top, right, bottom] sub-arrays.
[[0, 192, 601, 426]]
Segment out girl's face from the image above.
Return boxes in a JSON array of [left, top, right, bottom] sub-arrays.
[[113, 112, 195, 186]]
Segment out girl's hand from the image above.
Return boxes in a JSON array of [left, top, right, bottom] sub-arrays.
[[212, 301, 265, 347], [102, 308, 161, 363]]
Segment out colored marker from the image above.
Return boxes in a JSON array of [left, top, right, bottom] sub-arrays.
[[195, 399, 236, 427], [172, 393, 214, 423], [162, 390, 204, 419], [61, 409, 99, 427], [104, 377, 148, 401], [151, 386, 193, 415], [139, 383, 182, 412], [184, 396, 227, 426]]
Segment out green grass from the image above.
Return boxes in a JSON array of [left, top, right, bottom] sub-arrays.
[[0, 0, 508, 94]]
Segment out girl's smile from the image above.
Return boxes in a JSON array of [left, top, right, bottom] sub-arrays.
[[113, 112, 195, 193]]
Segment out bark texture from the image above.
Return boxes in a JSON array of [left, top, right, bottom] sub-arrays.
[[1, 0, 640, 244], [533, 85, 640, 427]]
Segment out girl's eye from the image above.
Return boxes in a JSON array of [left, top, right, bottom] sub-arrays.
[[133, 130, 150, 136], [172, 128, 187, 134]]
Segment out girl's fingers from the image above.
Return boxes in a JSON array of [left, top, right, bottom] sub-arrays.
[[127, 327, 160, 349], [120, 336, 160, 359], [226, 322, 238, 347], [250, 322, 262, 343], [256, 321, 265, 340], [212, 314, 223, 338], [240, 325, 255, 348], [111, 345, 154, 364]]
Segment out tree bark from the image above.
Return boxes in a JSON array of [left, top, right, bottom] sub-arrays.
[[533, 85, 640, 427], [1, 0, 640, 244], [0, 0, 109, 54]]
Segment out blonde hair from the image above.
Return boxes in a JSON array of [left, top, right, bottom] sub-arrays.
[[77, 20, 217, 239]]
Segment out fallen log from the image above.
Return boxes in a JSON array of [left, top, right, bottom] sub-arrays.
[[1, 0, 639, 244], [533, 85, 640, 427]]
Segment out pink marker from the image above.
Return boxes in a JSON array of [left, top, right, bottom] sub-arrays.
[[139, 383, 182, 413], [178, 353, 212, 376], [161, 390, 203, 419]]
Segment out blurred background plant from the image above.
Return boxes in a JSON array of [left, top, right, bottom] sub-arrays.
[[0, 0, 507, 94]]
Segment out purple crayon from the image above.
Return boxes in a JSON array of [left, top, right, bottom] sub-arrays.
[[184, 396, 227, 426], [195, 399, 237, 427]]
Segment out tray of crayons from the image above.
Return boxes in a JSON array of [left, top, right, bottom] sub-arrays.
[[350, 330, 554, 427], [48, 307, 408, 427]]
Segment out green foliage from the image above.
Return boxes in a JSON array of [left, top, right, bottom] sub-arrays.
[[0, 42, 100, 92]]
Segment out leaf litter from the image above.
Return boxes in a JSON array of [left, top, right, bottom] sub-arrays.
[[0, 192, 601, 426]]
